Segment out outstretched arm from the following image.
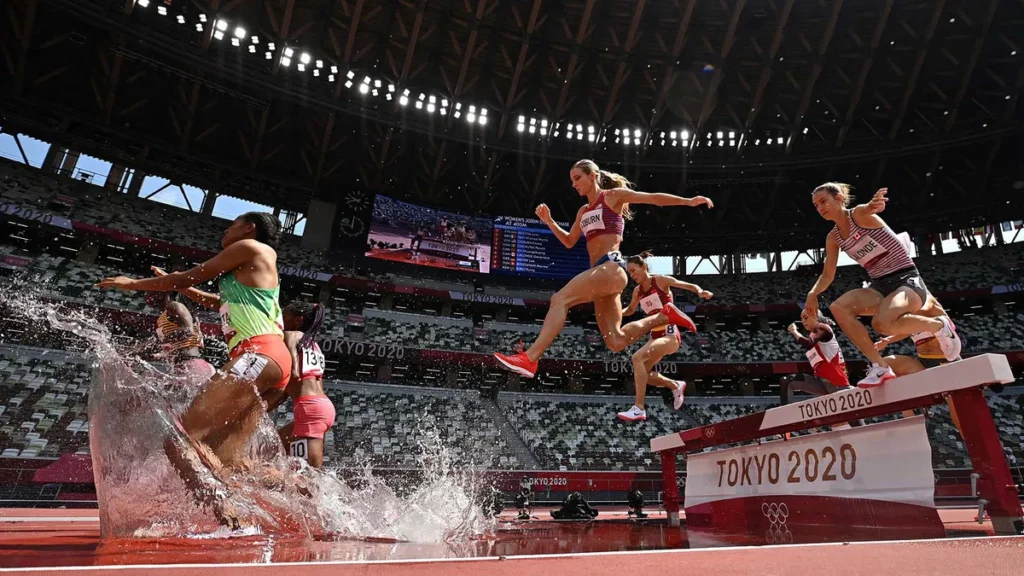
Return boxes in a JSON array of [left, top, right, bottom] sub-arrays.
[[536, 204, 585, 249], [150, 267, 220, 311], [606, 188, 714, 210], [97, 240, 260, 292], [806, 233, 840, 317], [658, 276, 713, 300]]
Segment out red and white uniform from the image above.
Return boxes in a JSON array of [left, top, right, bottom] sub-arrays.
[[291, 343, 336, 442], [581, 191, 625, 243], [803, 328, 849, 387], [638, 279, 680, 341], [832, 212, 914, 279]]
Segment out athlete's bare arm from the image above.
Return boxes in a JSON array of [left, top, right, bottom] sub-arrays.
[[657, 275, 713, 300], [623, 287, 641, 316], [605, 189, 713, 210], [536, 204, 586, 249]]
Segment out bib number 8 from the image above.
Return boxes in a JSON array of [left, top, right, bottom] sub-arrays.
[[290, 439, 309, 461]]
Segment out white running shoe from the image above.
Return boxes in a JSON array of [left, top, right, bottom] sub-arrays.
[[858, 364, 897, 388], [933, 316, 963, 362], [617, 405, 647, 422], [672, 381, 687, 410]]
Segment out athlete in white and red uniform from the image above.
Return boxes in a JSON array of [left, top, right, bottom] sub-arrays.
[[616, 252, 713, 422], [275, 302, 336, 469], [493, 159, 712, 379], [805, 184, 961, 387], [781, 308, 849, 405]]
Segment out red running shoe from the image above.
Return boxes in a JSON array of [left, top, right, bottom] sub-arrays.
[[494, 351, 538, 378], [662, 303, 697, 333]]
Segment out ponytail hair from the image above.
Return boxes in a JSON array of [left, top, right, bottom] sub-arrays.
[[815, 310, 836, 327], [239, 212, 281, 249], [573, 159, 635, 220], [284, 301, 325, 350], [813, 182, 855, 208], [626, 250, 654, 268]]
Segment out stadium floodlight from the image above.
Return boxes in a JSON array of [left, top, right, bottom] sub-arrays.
[[418, 93, 425, 101], [480, 108, 488, 116], [332, 66, 339, 74], [716, 131, 723, 139], [467, 113, 476, 123], [267, 42, 275, 51], [777, 137, 784, 144], [248, 45, 256, 54], [199, 13, 207, 23], [427, 103, 436, 113], [359, 83, 369, 94], [577, 124, 583, 132], [415, 100, 423, 109], [265, 51, 272, 59], [469, 105, 477, 114], [374, 79, 382, 88], [137, 0, 150, 7], [429, 95, 436, 103], [519, 115, 526, 123], [539, 127, 547, 135], [672, 140, 678, 147], [297, 63, 305, 72], [397, 94, 408, 106], [479, 115, 487, 125], [455, 103, 462, 110], [177, 15, 186, 24], [528, 125, 536, 134], [633, 128, 641, 137], [316, 60, 323, 68], [196, 23, 203, 32], [284, 47, 294, 57], [328, 74, 335, 82], [251, 36, 259, 44], [682, 130, 689, 139], [518, 123, 525, 132], [588, 125, 595, 134], [235, 26, 246, 39], [300, 53, 311, 64], [230, 38, 239, 47], [216, 20, 228, 32], [345, 80, 353, 88], [281, 56, 291, 67], [541, 119, 548, 128], [312, 68, 319, 77], [670, 131, 677, 139], [441, 99, 449, 107], [362, 76, 370, 85], [157, 5, 166, 16], [213, 31, 224, 41], [385, 93, 392, 100], [588, 134, 595, 142], [729, 131, 735, 139], [347, 70, 355, 79], [372, 88, 378, 96]]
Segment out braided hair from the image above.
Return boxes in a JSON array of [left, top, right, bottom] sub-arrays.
[[239, 212, 281, 249], [284, 301, 325, 350]]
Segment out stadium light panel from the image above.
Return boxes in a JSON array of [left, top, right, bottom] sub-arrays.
[[361, 76, 370, 85], [177, 15, 185, 24], [716, 131, 723, 139], [332, 66, 339, 74], [248, 45, 256, 54], [284, 47, 294, 57], [358, 83, 369, 94], [415, 100, 423, 109], [670, 131, 678, 139], [541, 119, 548, 128], [374, 79, 382, 88], [196, 23, 203, 32], [265, 51, 272, 59], [401, 95, 410, 106], [588, 134, 595, 142], [214, 30, 225, 41], [157, 6, 166, 16], [230, 37, 240, 47], [777, 137, 784, 144], [519, 115, 526, 123], [251, 36, 259, 44], [347, 70, 355, 80], [479, 116, 487, 125], [427, 103, 435, 113], [235, 27, 246, 39], [729, 131, 735, 138], [312, 68, 319, 77], [385, 93, 392, 100], [418, 93, 425, 101], [589, 125, 596, 134], [281, 56, 291, 67], [297, 63, 305, 72], [138, 0, 150, 7], [467, 113, 476, 123], [633, 128, 641, 137], [577, 124, 584, 132], [454, 110, 461, 119], [216, 20, 228, 32], [198, 13, 207, 22], [268, 42, 275, 51], [540, 127, 547, 135], [345, 80, 353, 89], [481, 108, 488, 116], [469, 105, 477, 113], [316, 60, 323, 68], [441, 99, 448, 107], [328, 74, 335, 82], [300, 53, 311, 64]]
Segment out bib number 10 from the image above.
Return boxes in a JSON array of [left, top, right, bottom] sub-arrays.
[[290, 439, 309, 461]]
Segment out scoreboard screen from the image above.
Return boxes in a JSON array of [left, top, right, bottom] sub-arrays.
[[491, 216, 591, 280]]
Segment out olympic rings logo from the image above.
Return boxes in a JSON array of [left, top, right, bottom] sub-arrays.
[[761, 502, 793, 544], [703, 427, 717, 439]]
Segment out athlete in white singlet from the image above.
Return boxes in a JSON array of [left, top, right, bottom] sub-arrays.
[[616, 252, 712, 422], [781, 309, 849, 404], [805, 184, 961, 387]]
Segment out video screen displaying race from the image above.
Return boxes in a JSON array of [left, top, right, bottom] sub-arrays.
[[365, 195, 493, 273]]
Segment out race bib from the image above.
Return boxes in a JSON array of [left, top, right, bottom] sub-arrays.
[[290, 438, 309, 461], [580, 207, 605, 234], [805, 347, 823, 367], [301, 345, 325, 378], [846, 234, 889, 266], [640, 293, 664, 315], [218, 304, 234, 338]]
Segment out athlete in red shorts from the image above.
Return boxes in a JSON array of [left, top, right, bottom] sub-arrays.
[[279, 302, 335, 468]]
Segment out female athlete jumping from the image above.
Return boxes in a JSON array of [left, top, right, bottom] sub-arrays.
[[494, 159, 712, 378], [781, 309, 849, 404], [805, 184, 961, 387], [98, 212, 291, 524], [616, 252, 712, 422], [146, 291, 215, 381], [275, 301, 335, 469]]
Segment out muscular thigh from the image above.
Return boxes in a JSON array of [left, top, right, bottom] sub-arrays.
[[876, 286, 925, 324], [636, 336, 680, 368], [833, 288, 884, 317], [558, 262, 627, 307]]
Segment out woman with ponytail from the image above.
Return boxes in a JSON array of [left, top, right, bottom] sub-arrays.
[[278, 301, 335, 469], [781, 308, 850, 404], [616, 252, 713, 422], [494, 159, 714, 378], [98, 212, 291, 527]]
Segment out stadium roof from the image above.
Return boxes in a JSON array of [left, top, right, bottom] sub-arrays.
[[1, 0, 1022, 254]]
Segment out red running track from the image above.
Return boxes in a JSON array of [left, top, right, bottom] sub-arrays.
[[1, 508, 1022, 575]]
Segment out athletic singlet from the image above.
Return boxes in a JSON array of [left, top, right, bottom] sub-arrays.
[[155, 310, 203, 355], [218, 273, 284, 351], [832, 212, 915, 279], [804, 327, 849, 387], [298, 342, 325, 381], [580, 191, 625, 242], [638, 278, 676, 339]]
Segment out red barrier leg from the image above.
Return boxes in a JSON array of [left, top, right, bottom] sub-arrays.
[[660, 450, 680, 527], [948, 387, 1024, 535]]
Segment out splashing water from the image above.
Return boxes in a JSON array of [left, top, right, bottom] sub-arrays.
[[3, 287, 492, 543]]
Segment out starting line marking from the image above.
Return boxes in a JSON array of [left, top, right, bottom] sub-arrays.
[[0, 534, 1021, 573]]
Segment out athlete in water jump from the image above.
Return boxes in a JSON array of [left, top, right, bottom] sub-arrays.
[[145, 291, 215, 381], [616, 252, 713, 422], [804, 184, 962, 387], [494, 159, 712, 378]]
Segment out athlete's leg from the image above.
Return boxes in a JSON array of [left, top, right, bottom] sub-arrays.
[[524, 264, 627, 361], [594, 296, 671, 353], [871, 287, 942, 336], [278, 422, 295, 449], [829, 288, 887, 366], [884, 354, 927, 377], [631, 336, 678, 408], [647, 371, 680, 390]]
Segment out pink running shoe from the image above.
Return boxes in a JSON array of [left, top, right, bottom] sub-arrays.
[[662, 303, 697, 333]]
